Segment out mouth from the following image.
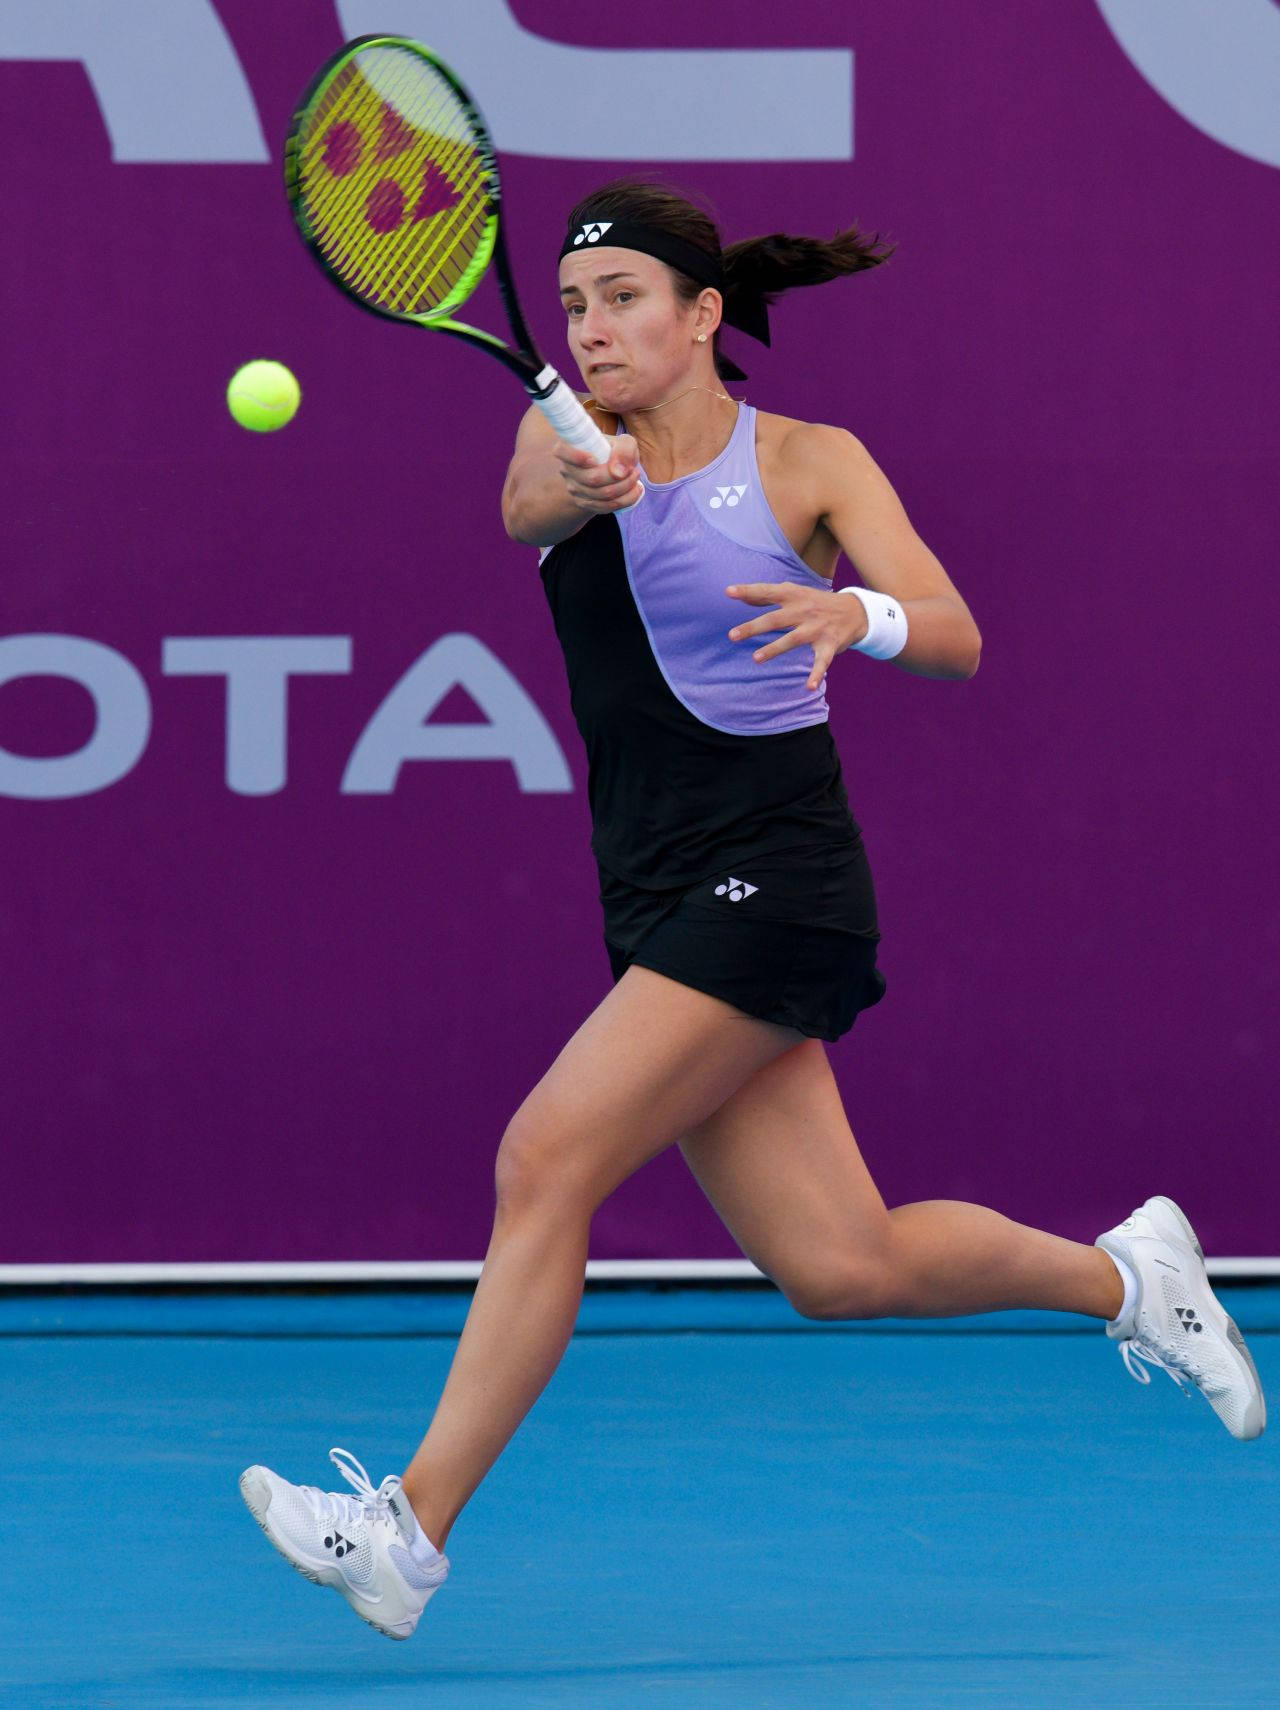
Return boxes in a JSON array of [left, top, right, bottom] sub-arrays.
[[587, 363, 623, 377]]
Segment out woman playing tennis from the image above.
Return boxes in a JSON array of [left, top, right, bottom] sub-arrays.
[[241, 180, 1265, 1638]]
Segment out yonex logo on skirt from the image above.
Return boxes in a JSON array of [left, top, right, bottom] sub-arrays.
[[714, 878, 758, 902]]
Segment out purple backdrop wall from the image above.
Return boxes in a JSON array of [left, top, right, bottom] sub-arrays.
[[2, 3, 1277, 1264]]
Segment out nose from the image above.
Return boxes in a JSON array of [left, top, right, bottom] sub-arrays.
[[575, 301, 610, 347]]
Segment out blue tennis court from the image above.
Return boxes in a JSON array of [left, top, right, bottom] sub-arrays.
[[3, 1287, 1275, 1709]]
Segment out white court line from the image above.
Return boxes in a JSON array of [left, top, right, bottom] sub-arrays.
[[1, 1258, 1277, 1286]]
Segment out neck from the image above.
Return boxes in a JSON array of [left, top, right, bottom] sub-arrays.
[[611, 383, 740, 483]]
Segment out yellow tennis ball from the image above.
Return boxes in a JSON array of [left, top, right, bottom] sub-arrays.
[[226, 360, 300, 432]]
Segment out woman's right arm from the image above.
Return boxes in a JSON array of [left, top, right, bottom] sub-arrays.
[[501, 404, 643, 546]]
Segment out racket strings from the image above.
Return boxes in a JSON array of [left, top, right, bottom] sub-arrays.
[[337, 72, 479, 298], [317, 57, 482, 298], [377, 121, 485, 308], [295, 45, 492, 318], [314, 70, 481, 308]]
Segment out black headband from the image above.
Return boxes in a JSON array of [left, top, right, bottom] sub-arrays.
[[558, 219, 723, 288], [558, 217, 771, 377]]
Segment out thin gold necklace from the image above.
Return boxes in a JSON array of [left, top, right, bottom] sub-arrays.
[[629, 384, 736, 413]]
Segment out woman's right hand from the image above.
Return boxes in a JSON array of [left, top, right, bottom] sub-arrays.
[[554, 434, 644, 513]]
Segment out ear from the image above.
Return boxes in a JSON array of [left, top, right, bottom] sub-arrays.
[[693, 287, 723, 340]]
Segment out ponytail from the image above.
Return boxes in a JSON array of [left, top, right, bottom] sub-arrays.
[[722, 226, 894, 302], [718, 227, 894, 376]]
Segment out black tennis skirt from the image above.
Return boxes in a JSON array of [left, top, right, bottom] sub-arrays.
[[600, 839, 886, 1043]]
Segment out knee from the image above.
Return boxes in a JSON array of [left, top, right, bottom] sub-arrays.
[[783, 1253, 899, 1323], [493, 1099, 588, 1216]]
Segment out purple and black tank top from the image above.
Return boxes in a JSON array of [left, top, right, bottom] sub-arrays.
[[539, 403, 862, 889]]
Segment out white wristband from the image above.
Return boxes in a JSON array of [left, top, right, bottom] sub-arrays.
[[839, 586, 908, 661]]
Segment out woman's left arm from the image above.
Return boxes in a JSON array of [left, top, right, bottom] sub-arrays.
[[728, 424, 982, 685]]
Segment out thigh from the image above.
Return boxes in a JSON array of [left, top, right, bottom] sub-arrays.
[[678, 1038, 893, 1290], [502, 965, 803, 1212]]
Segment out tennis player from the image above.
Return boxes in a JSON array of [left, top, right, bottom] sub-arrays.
[[241, 180, 1266, 1639]]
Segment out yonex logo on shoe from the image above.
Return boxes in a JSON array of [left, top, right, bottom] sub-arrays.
[[709, 484, 748, 509], [714, 877, 758, 902], [573, 222, 613, 245], [324, 1531, 354, 1558], [1175, 1306, 1204, 1334]]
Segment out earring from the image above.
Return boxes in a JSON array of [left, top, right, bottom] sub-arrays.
[[696, 334, 708, 344]]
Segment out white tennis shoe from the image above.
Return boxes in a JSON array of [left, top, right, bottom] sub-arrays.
[[239, 1447, 449, 1638], [1097, 1195, 1266, 1440]]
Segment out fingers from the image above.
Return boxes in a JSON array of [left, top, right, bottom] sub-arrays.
[[555, 434, 638, 475], [555, 434, 641, 512], [806, 644, 837, 692], [736, 626, 834, 688], [725, 583, 847, 688], [725, 582, 791, 608], [572, 472, 644, 508], [726, 584, 802, 647], [612, 433, 639, 467], [726, 583, 792, 646], [728, 614, 783, 643], [748, 631, 804, 664], [558, 465, 643, 510]]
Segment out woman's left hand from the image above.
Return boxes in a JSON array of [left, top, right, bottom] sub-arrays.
[[726, 582, 868, 692]]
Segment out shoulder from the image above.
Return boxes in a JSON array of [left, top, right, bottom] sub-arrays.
[[753, 411, 875, 503], [756, 410, 869, 468]]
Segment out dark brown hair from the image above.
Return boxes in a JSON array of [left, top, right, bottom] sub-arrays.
[[563, 178, 895, 378]]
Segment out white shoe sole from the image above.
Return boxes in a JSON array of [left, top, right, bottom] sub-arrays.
[[239, 1467, 417, 1639]]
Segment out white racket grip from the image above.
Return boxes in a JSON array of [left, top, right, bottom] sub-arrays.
[[530, 365, 643, 507], [531, 365, 611, 459]]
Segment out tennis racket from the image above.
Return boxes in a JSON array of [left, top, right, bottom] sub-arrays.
[[284, 35, 612, 462]]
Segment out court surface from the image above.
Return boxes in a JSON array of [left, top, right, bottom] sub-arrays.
[[2, 1286, 1276, 1709]]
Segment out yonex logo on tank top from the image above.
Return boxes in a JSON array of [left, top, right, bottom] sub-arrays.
[[708, 484, 748, 509], [573, 222, 613, 245]]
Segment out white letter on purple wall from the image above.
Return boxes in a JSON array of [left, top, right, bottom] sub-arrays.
[[342, 634, 572, 794], [0, 635, 151, 799], [163, 637, 352, 795], [336, 0, 853, 161], [1096, 0, 1280, 170], [0, 0, 268, 161]]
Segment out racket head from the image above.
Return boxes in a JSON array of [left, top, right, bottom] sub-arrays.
[[285, 36, 500, 326]]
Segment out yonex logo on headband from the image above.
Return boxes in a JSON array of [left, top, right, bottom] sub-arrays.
[[573, 222, 613, 246], [709, 485, 748, 510]]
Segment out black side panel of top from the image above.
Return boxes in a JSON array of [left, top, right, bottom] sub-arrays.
[[540, 515, 860, 889]]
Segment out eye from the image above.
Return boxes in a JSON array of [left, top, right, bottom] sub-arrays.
[[565, 302, 585, 317], [614, 291, 635, 305]]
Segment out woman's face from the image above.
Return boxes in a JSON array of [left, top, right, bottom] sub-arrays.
[[557, 247, 700, 413]]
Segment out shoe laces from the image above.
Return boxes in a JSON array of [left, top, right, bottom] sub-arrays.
[[299, 1447, 402, 1533], [1118, 1337, 1199, 1398]]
